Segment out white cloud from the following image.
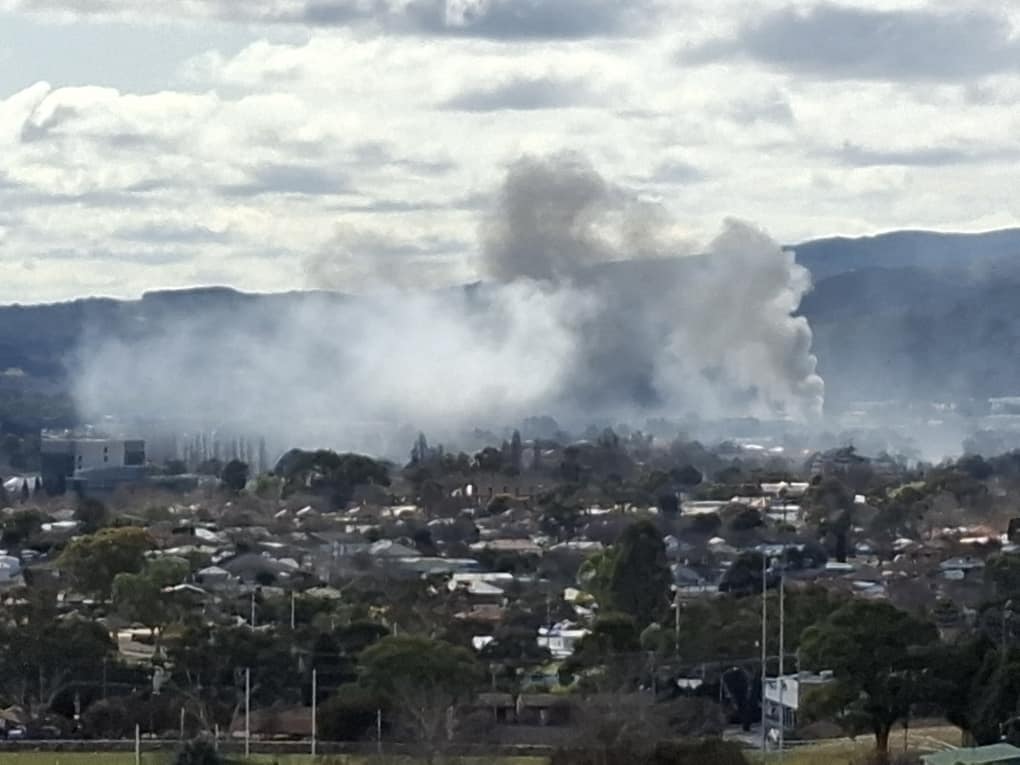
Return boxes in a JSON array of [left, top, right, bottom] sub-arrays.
[[1, 1, 1019, 302]]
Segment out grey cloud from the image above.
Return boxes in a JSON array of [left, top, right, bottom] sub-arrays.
[[221, 163, 351, 197], [441, 75, 596, 112], [648, 158, 707, 184], [40, 247, 194, 266], [304, 225, 469, 291], [20, 103, 79, 142], [0, 185, 153, 209], [400, 0, 650, 40], [115, 222, 231, 244], [348, 142, 454, 172], [830, 141, 1020, 167], [329, 192, 488, 213], [729, 93, 794, 125], [11, 0, 654, 38], [682, 4, 1020, 81]]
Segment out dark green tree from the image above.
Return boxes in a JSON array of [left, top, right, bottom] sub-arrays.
[[607, 520, 671, 628], [987, 555, 1020, 599], [474, 446, 503, 475], [673, 464, 703, 487], [275, 450, 390, 508], [221, 459, 249, 493], [359, 635, 482, 759], [318, 683, 386, 741], [509, 430, 524, 475], [1, 508, 44, 546], [174, 739, 222, 765], [74, 497, 110, 534], [58, 526, 153, 597], [800, 600, 938, 759]]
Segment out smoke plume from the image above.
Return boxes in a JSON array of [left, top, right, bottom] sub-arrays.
[[72, 154, 824, 456]]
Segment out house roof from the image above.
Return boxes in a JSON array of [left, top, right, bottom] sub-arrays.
[[369, 540, 418, 557], [922, 744, 1020, 765]]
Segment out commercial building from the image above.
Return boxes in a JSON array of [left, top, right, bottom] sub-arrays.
[[40, 436, 146, 495]]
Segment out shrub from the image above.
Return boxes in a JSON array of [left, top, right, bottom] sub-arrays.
[[174, 739, 222, 765]]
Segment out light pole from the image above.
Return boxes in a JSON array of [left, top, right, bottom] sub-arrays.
[[244, 667, 251, 759], [778, 555, 786, 762], [760, 549, 768, 754], [673, 586, 681, 657], [311, 668, 318, 757], [1003, 599, 1014, 665]]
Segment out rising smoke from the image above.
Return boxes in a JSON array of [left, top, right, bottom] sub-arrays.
[[72, 154, 824, 457]]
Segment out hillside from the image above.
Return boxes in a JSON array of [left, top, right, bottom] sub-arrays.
[[3, 228, 1020, 418]]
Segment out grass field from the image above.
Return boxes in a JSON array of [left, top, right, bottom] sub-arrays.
[[753, 725, 964, 765], [0, 755, 549, 765]]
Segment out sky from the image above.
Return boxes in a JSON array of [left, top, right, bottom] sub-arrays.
[[2, 0, 1020, 303]]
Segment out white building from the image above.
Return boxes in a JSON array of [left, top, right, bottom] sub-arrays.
[[764, 671, 834, 734], [537, 622, 590, 659]]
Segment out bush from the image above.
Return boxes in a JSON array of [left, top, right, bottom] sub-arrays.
[[727, 506, 763, 532], [551, 738, 749, 765], [851, 752, 921, 765], [317, 683, 386, 741], [174, 739, 222, 765], [688, 513, 722, 535], [80, 698, 134, 739]]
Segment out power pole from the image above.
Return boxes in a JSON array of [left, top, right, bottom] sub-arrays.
[[311, 668, 318, 757], [778, 560, 786, 762], [674, 588, 681, 657], [760, 550, 768, 754], [245, 667, 251, 759]]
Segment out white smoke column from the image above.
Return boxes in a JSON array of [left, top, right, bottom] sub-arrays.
[[72, 153, 824, 455]]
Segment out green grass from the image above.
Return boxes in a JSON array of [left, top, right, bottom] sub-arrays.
[[0, 754, 548, 765]]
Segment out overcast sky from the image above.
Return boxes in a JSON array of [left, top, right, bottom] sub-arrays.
[[2, 0, 1020, 303]]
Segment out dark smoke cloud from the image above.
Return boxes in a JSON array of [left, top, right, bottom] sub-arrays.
[[73, 154, 824, 457]]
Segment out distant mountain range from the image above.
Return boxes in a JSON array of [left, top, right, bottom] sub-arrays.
[[3, 228, 1020, 415]]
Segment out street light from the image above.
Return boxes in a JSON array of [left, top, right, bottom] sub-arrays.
[[1002, 599, 1015, 662]]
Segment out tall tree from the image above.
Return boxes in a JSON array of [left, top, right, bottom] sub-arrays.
[[607, 520, 671, 628], [509, 430, 524, 475], [58, 527, 154, 597], [221, 459, 249, 493], [359, 635, 481, 761], [74, 497, 110, 534], [800, 600, 938, 759], [113, 557, 190, 654]]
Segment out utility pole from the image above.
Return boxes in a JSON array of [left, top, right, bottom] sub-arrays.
[[250, 590, 256, 629], [1003, 600, 1014, 663], [674, 587, 681, 657], [245, 667, 251, 759], [760, 549, 768, 755], [311, 668, 318, 757], [291, 590, 297, 631], [778, 558, 786, 762]]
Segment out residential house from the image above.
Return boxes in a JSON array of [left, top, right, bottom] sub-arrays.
[[537, 622, 589, 659]]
